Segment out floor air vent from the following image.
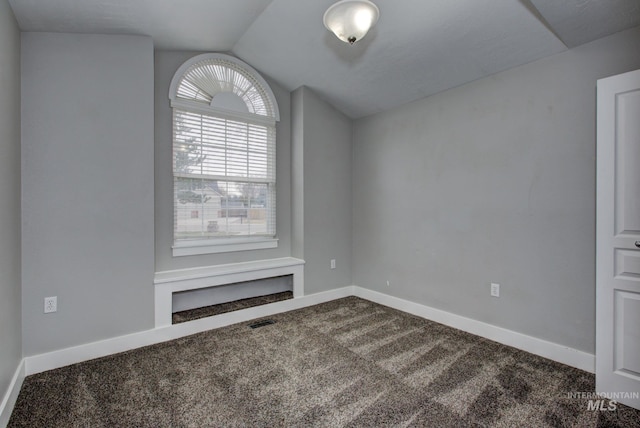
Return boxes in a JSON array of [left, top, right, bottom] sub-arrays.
[[249, 319, 276, 329]]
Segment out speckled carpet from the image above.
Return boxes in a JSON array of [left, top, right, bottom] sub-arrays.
[[9, 297, 640, 427], [172, 291, 293, 324]]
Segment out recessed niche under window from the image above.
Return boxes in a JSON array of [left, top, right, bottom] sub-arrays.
[[171, 274, 293, 324], [172, 291, 292, 324]]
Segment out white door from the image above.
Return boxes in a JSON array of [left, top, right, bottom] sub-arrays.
[[596, 68, 640, 410]]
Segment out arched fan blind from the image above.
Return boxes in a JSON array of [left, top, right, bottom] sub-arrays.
[[169, 54, 279, 254], [175, 58, 276, 118]]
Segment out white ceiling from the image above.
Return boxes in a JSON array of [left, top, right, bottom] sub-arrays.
[[8, 0, 640, 118]]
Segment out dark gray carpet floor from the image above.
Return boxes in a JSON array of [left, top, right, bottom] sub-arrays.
[[172, 291, 294, 324], [9, 297, 640, 427]]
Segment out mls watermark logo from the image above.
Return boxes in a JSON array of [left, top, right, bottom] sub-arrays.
[[566, 391, 639, 411], [586, 398, 617, 411]]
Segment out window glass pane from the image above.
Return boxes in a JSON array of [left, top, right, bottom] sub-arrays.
[[174, 178, 273, 240]]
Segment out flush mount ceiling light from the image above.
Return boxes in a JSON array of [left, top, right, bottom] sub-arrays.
[[323, 0, 380, 45]]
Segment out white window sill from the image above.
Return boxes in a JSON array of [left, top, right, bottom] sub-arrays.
[[172, 237, 278, 257]]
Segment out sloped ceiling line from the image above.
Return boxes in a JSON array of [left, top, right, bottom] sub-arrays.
[[8, 0, 640, 118], [518, 0, 568, 47]]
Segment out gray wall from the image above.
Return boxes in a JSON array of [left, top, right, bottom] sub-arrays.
[[21, 33, 155, 356], [291, 89, 304, 260], [0, 0, 22, 400], [352, 26, 640, 354], [154, 51, 292, 272], [292, 87, 353, 294]]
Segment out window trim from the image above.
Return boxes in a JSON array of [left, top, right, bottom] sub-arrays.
[[169, 53, 279, 256], [172, 237, 279, 257]]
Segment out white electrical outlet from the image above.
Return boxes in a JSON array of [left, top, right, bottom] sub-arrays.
[[330, 259, 336, 269], [44, 296, 57, 313], [490, 283, 500, 298], [386, 280, 390, 287]]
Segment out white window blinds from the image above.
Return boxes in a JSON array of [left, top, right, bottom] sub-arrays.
[[173, 109, 276, 241], [175, 59, 276, 118], [170, 54, 279, 246]]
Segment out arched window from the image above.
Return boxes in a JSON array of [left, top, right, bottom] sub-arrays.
[[169, 53, 279, 255]]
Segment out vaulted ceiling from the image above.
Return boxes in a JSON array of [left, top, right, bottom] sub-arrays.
[[8, 0, 640, 118]]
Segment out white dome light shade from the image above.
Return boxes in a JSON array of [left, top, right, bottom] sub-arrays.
[[323, 0, 380, 45]]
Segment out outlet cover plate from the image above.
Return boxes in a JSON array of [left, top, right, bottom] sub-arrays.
[[490, 283, 500, 298], [44, 296, 57, 313]]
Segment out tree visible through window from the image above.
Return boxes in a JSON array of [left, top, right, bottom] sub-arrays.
[[169, 54, 279, 250]]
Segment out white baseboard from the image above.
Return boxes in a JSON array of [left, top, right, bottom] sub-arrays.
[[5, 284, 595, 421], [23, 283, 593, 378], [0, 359, 25, 428], [352, 286, 595, 373], [24, 286, 354, 376]]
